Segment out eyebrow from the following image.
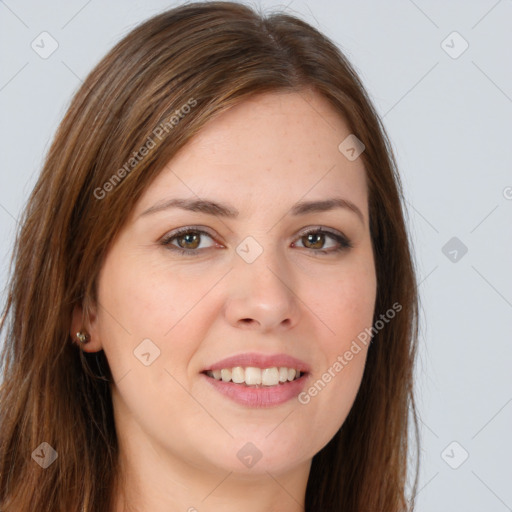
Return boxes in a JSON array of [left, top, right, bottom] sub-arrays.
[[139, 196, 365, 224]]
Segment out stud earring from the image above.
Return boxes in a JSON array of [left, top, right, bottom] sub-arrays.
[[76, 331, 90, 344]]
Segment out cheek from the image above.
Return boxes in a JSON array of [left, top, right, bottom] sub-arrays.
[[318, 280, 373, 394], [96, 253, 219, 381], [298, 276, 374, 447], [332, 282, 376, 345], [307, 262, 377, 346], [303, 260, 376, 409], [99, 252, 206, 336]]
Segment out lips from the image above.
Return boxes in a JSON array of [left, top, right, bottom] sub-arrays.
[[201, 352, 311, 374]]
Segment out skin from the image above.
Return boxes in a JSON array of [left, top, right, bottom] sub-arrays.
[[71, 89, 377, 512]]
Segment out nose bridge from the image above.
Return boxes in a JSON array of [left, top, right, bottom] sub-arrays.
[[225, 235, 299, 330]]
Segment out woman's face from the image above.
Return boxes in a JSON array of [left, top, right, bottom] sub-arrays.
[[76, 90, 376, 481]]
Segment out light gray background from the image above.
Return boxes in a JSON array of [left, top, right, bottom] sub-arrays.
[[1, 1, 511, 511]]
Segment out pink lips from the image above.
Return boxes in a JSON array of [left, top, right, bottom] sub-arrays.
[[202, 352, 311, 373], [201, 373, 308, 408], [200, 352, 311, 408]]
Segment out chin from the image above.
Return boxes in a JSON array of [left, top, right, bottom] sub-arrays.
[[200, 435, 308, 477]]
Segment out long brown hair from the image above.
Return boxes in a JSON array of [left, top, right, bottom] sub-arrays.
[[0, 2, 420, 510]]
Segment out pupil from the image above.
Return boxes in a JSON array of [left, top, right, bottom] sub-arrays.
[[306, 233, 323, 249], [180, 233, 199, 249]]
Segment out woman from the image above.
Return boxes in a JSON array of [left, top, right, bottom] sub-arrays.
[[0, 2, 420, 510]]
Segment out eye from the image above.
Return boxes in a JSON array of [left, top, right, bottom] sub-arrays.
[[292, 227, 352, 255], [160, 227, 218, 255]]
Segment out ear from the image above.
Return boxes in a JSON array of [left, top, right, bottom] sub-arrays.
[[70, 298, 102, 353]]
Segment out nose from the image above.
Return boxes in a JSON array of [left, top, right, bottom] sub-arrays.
[[223, 246, 300, 333]]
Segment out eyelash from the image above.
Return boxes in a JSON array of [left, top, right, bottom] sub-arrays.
[[160, 226, 353, 256]]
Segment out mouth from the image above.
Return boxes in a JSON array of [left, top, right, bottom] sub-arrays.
[[200, 366, 310, 407], [201, 367, 308, 387]]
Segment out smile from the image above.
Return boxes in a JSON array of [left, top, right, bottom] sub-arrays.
[[204, 366, 302, 387], [201, 368, 309, 408]]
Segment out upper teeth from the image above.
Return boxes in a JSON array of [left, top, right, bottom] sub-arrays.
[[206, 367, 301, 386]]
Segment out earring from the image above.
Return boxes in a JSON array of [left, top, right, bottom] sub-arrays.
[[76, 331, 90, 344]]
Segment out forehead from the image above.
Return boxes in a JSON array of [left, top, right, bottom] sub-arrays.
[[133, 90, 368, 218]]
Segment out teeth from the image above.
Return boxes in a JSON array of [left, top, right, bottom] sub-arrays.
[[206, 366, 302, 386], [245, 367, 262, 385], [232, 367, 244, 384], [220, 369, 231, 382], [262, 367, 279, 386]]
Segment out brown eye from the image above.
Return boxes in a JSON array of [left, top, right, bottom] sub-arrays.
[[175, 232, 201, 250], [301, 232, 326, 250], [293, 228, 352, 255], [161, 228, 217, 255]]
